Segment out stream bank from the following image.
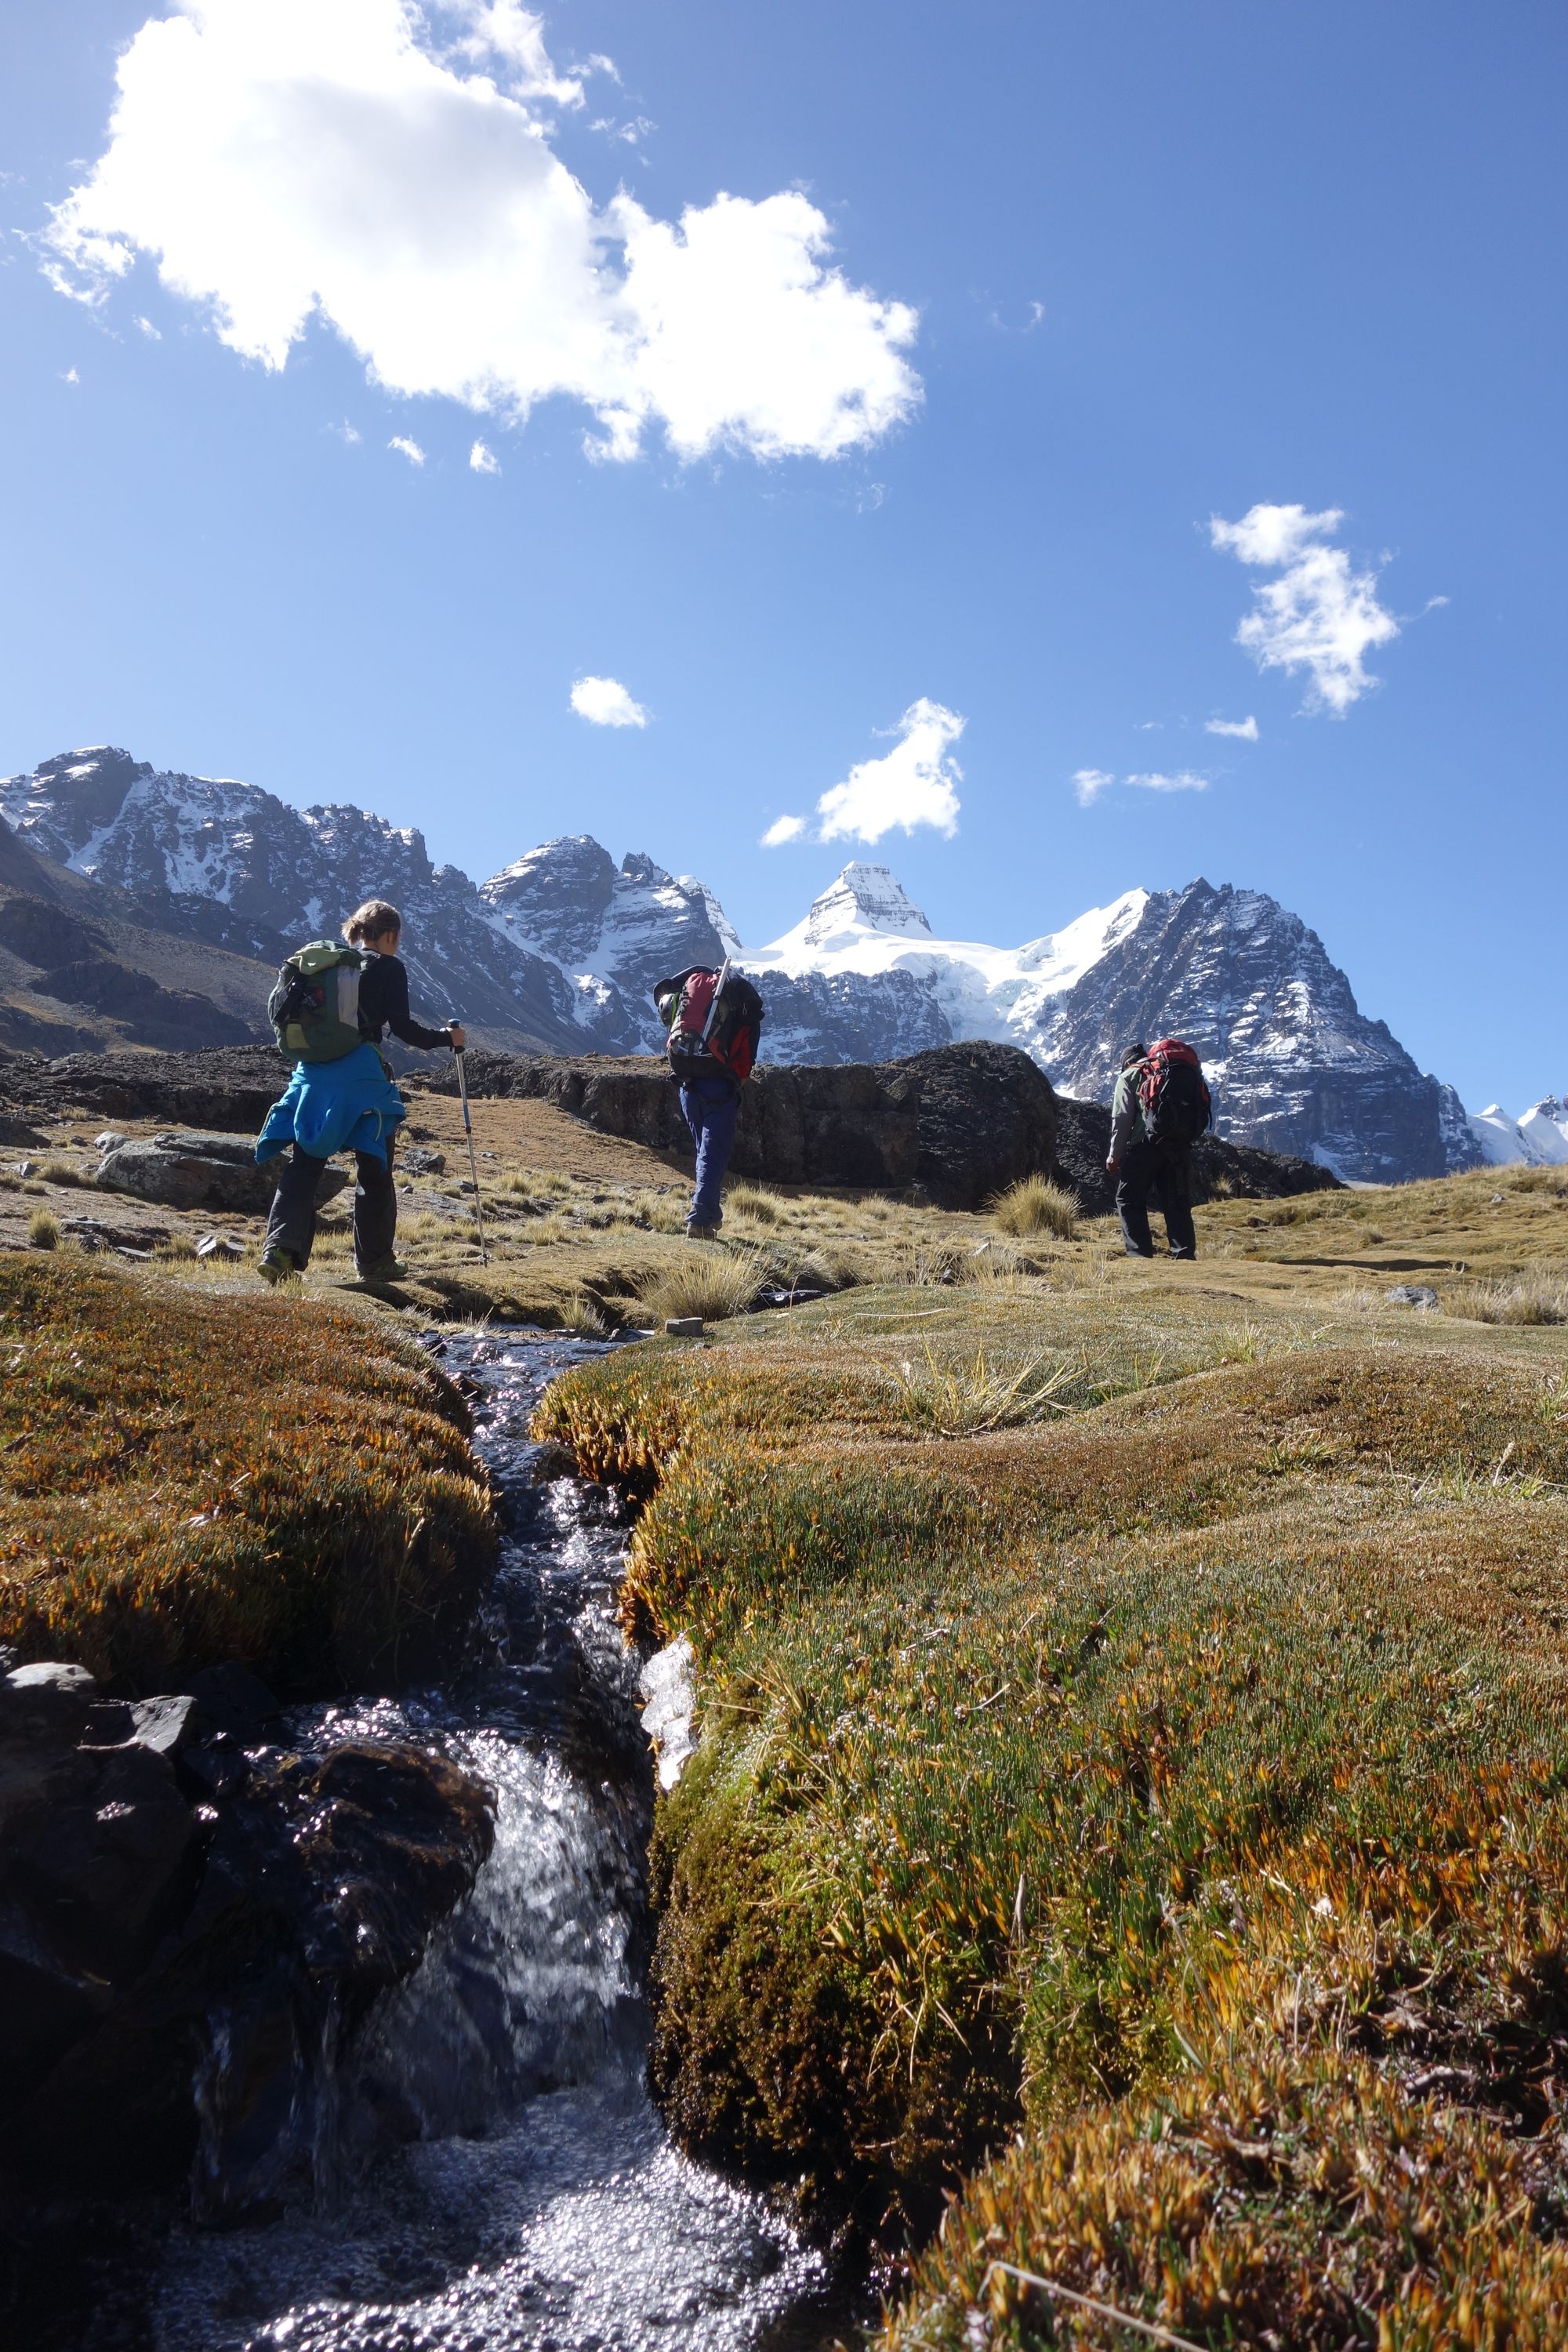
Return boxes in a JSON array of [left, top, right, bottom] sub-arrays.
[[5, 1330, 868, 2352]]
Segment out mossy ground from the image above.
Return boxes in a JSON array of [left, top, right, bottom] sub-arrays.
[[0, 1254, 493, 1693], [535, 1168, 1568, 2347]]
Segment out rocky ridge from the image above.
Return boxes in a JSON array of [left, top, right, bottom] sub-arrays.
[[0, 748, 1485, 1182]]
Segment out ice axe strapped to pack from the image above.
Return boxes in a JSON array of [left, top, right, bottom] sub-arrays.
[[653, 961, 764, 1087], [268, 942, 368, 1063], [1136, 1037, 1213, 1144]]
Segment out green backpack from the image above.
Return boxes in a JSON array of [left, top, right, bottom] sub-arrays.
[[268, 941, 368, 1063]]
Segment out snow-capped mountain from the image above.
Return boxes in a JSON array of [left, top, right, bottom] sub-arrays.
[[0, 747, 1487, 1182], [750, 865, 1467, 1183], [1464, 1098, 1568, 1167]]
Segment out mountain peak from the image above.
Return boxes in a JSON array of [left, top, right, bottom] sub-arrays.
[[801, 862, 933, 946]]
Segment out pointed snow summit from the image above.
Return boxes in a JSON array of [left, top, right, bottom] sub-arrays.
[[793, 862, 934, 947]]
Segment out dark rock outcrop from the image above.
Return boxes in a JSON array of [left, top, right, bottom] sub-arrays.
[[424, 1040, 1060, 1210], [1051, 1096, 1344, 1216], [0, 1041, 289, 1129], [0, 1658, 494, 2209]]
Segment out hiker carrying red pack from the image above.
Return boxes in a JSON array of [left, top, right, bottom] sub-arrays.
[[652, 960, 764, 1239], [1105, 1036, 1211, 1261]]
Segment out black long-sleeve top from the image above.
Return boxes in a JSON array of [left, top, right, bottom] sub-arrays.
[[357, 953, 451, 1051]]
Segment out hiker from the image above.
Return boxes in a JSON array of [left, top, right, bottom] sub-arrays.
[[652, 961, 764, 1239], [1105, 1036, 1211, 1261], [256, 898, 465, 1285]]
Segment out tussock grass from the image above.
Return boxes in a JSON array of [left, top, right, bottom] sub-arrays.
[[634, 1243, 770, 1326], [0, 1255, 493, 1693], [991, 1172, 1078, 1240], [1454, 1269, 1568, 1324], [26, 1210, 58, 1250], [537, 1303, 1568, 2321], [889, 1340, 1076, 1434]]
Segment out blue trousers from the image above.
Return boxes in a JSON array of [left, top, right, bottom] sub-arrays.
[[679, 1082, 739, 1229]]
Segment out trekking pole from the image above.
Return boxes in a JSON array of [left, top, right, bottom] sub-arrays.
[[452, 1043, 489, 1265]]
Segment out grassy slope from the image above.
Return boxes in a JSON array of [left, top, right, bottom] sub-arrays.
[[535, 1184, 1568, 2347], [0, 1255, 493, 1693]]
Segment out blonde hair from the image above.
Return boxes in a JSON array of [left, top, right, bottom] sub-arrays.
[[345, 898, 401, 946]]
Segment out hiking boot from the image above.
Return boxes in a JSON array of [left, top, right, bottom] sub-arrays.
[[258, 1247, 298, 1286], [684, 1223, 719, 1242], [355, 1255, 409, 1284]]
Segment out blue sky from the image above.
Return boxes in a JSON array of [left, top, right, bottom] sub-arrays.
[[1, 2, 1563, 1109]]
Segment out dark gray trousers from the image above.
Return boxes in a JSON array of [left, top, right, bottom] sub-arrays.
[[1116, 1138, 1197, 1259], [263, 1143, 397, 1272]]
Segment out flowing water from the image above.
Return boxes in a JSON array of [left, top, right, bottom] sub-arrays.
[[154, 1332, 862, 2352]]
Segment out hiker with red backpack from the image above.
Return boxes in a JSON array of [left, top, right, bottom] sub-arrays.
[[1105, 1036, 1211, 1261], [653, 960, 765, 1239]]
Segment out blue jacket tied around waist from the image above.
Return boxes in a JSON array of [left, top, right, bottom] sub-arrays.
[[256, 1044, 406, 1168]]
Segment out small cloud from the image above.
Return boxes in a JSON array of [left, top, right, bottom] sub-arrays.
[[61, 366, 79, 384], [571, 674, 648, 728], [332, 418, 361, 444], [133, 314, 160, 339], [761, 814, 807, 848], [1210, 503, 1399, 715], [815, 699, 964, 845], [1025, 299, 1045, 330], [1075, 768, 1209, 808], [1205, 714, 1258, 741], [388, 434, 425, 465], [855, 481, 886, 514], [469, 438, 500, 474]]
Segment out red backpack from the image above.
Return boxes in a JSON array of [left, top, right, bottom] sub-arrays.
[[1137, 1037, 1212, 1144], [653, 963, 765, 1087]]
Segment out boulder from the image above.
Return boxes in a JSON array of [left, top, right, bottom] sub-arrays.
[[95, 1131, 349, 1216], [2, 1043, 289, 1131]]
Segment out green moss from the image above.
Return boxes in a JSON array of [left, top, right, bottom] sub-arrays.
[[0, 1255, 495, 1692]]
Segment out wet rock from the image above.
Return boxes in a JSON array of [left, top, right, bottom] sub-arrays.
[[184, 1660, 281, 1742], [1, 1661, 100, 1744], [0, 1727, 494, 2208]]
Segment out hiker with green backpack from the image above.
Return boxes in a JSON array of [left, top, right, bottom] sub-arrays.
[[255, 898, 465, 1285]]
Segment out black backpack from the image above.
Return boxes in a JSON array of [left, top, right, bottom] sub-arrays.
[[1137, 1037, 1213, 1144]]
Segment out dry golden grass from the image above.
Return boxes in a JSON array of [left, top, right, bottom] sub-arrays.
[[0, 1254, 492, 1693], [991, 1171, 1079, 1240]]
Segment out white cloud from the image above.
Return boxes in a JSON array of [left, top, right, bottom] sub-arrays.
[[42, 0, 920, 465], [1204, 714, 1258, 740], [1075, 768, 1208, 807], [388, 433, 424, 464], [469, 437, 499, 474], [334, 417, 361, 443], [1210, 503, 1399, 715], [62, 365, 80, 383], [445, 2, 587, 106], [815, 699, 963, 845], [133, 313, 161, 337], [571, 674, 647, 728], [760, 813, 806, 848]]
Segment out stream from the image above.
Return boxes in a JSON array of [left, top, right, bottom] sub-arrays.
[[153, 1331, 862, 2352]]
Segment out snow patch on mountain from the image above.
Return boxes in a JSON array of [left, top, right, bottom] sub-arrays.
[[753, 862, 1150, 1066], [1465, 1098, 1568, 1167]]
